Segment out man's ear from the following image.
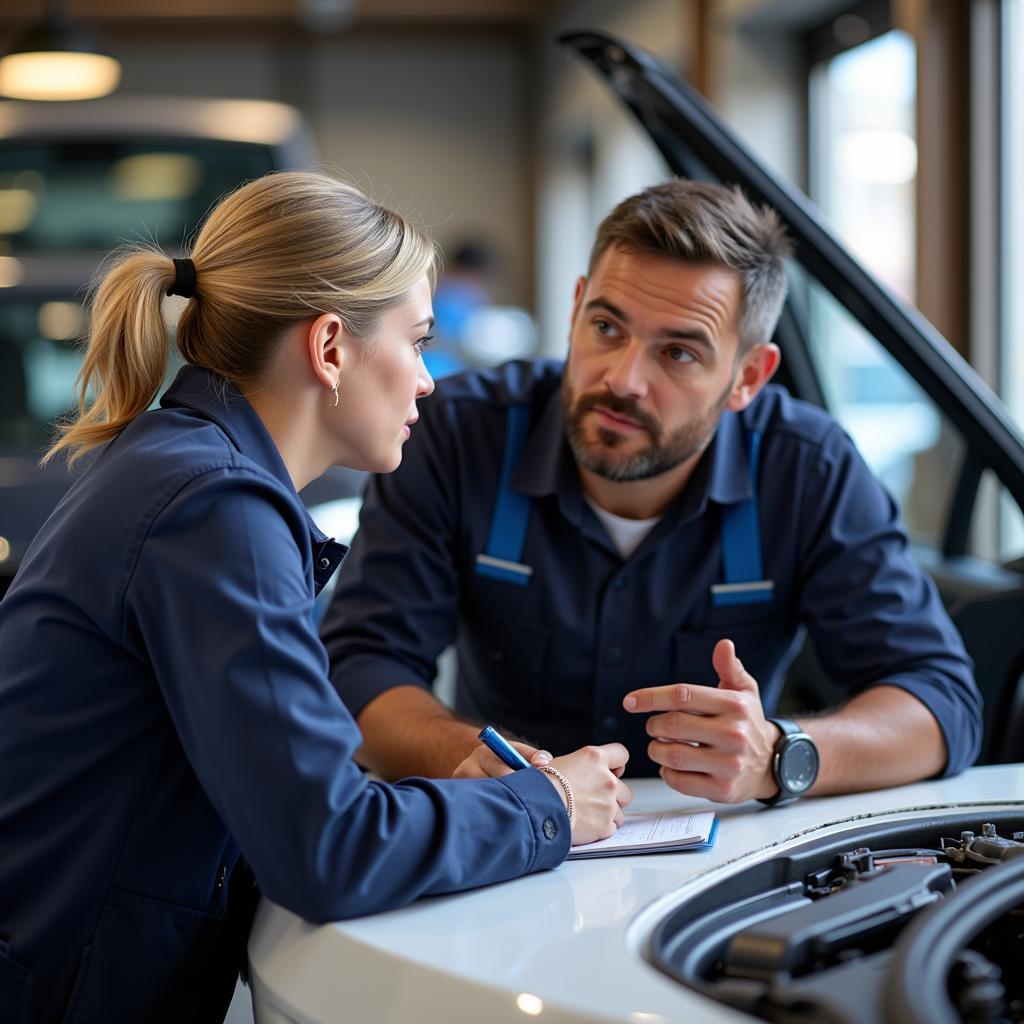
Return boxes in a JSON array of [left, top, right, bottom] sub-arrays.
[[725, 342, 781, 412], [306, 312, 346, 391], [569, 275, 587, 334]]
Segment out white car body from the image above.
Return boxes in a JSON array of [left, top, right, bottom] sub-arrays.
[[248, 764, 1024, 1024]]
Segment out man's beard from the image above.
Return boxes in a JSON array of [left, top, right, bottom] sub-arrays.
[[561, 376, 735, 482]]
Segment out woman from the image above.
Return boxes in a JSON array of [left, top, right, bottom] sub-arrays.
[[0, 172, 631, 1024]]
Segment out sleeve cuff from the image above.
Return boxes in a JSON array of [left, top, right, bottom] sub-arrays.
[[497, 768, 572, 870]]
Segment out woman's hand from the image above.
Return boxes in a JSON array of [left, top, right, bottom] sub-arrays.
[[453, 741, 552, 779], [547, 744, 632, 846]]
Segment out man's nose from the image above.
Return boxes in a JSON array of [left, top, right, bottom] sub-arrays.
[[603, 340, 648, 399]]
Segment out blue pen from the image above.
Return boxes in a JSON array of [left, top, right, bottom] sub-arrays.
[[478, 725, 532, 770]]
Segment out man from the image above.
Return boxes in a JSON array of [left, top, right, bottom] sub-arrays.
[[321, 179, 981, 805]]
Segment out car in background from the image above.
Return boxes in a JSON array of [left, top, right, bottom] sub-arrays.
[[0, 96, 364, 597]]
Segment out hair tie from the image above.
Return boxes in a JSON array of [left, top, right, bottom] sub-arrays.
[[167, 257, 196, 299]]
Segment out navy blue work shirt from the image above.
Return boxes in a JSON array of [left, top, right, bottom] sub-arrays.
[[322, 360, 981, 776], [0, 366, 567, 1024]]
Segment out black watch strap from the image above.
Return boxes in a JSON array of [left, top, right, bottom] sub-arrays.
[[770, 717, 802, 739]]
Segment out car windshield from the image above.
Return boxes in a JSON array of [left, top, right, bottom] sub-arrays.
[[0, 138, 279, 449], [0, 139, 276, 254]]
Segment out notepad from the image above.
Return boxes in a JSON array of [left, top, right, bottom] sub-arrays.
[[567, 809, 718, 859]]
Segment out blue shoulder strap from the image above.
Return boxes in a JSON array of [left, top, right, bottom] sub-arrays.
[[710, 429, 774, 607], [474, 404, 534, 587], [476, 407, 773, 602]]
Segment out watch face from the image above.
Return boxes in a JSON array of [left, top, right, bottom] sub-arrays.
[[780, 737, 819, 794]]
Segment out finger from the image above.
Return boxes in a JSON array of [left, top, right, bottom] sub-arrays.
[[647, 738, 733, 775], [476, 746, 514, 777], [624, 682, 747, 715], [616, 779, 633, 808], [613, 805, 625, 829], [594, 742, 630, 771], [527, 748, 553, 766], [713, 638, 759, 694], [451, 756, 488, 780], [645, 710, 727, 746], [659, 766, 745, 803]]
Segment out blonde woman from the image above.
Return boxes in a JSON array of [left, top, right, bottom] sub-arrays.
[[0, 172, 631, 1024]]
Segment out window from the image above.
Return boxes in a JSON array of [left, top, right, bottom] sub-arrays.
[[807, 26, 934, 534], [1000, 0, 1024, 561]]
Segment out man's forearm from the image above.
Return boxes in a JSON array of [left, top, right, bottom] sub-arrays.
[[799, 684, 947, 795], [355, 685, 482, 780]]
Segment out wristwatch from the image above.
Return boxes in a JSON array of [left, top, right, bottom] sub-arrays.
[[758, 718, 819, 806]]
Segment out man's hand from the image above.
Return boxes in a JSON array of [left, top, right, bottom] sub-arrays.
[[623, 638, 780, 803], [452, 741, 552, 779]]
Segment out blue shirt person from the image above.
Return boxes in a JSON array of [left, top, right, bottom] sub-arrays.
[[321, 179, 981, 803], [0, 173, 630, 1024]]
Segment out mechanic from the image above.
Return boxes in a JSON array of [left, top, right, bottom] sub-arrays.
[[0, 172, 630, 1024], [321, 178, 982, 805]]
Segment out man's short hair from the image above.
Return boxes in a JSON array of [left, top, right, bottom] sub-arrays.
[[588, 179, 792, 352]]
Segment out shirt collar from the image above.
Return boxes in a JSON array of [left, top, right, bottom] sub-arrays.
[[509, 380, 753, 519], [160, 365, 346, 588]]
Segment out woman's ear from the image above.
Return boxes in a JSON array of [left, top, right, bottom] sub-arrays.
[[306, 313, 346, 391]]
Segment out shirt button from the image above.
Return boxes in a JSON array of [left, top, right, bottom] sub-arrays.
[[542, 818, 557, 841], [605, 647, 623, 667], [318, 557, 331, 570], [601, 715, 618, 732]]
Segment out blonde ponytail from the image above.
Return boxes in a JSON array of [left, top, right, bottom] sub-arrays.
[[45, 250, 175, 466], [45, 171, 436, 466]]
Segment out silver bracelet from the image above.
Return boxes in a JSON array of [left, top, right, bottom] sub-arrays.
[[538, 765, 575, 826]]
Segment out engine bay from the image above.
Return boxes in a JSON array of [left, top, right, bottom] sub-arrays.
[[649, 810, 1024, 1023]]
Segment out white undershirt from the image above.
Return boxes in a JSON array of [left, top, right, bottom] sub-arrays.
[[584, 495, 662, 560]]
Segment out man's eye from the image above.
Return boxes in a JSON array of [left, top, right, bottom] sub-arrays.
[[665, 345, 695, 364], [595, 319, 614, 335]]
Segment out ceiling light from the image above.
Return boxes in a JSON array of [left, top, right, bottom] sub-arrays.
[[0, 9, 120, 102]]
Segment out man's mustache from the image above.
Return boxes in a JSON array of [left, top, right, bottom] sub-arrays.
[[572, 392, 661, 439]]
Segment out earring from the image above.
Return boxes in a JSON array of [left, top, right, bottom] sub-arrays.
[[331, 384, 339, 408]]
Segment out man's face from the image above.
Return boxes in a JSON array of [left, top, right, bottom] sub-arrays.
[[562, 246, 745, 482]]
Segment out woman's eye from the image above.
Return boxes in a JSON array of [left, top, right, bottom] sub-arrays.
[[414, 334, 434, 354]]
